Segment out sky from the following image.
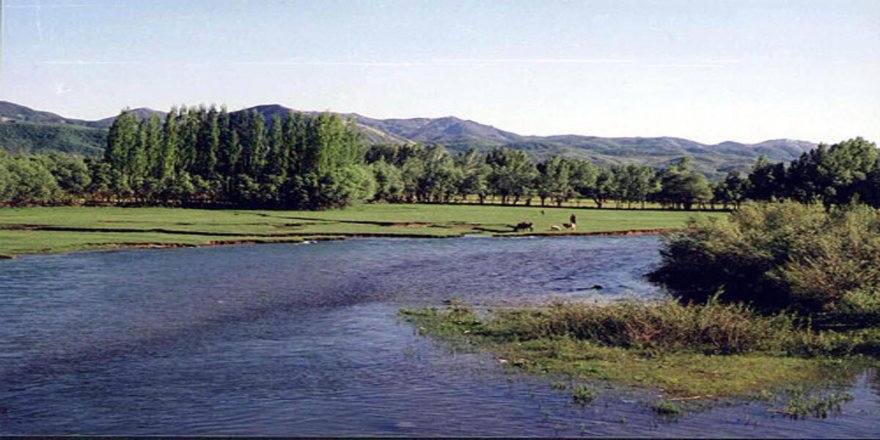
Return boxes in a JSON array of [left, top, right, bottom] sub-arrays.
[[0, 0, 878, 144]]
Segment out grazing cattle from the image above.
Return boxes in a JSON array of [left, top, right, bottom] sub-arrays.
[[563, 222, 576, 231], [513, 221, 534, 232]]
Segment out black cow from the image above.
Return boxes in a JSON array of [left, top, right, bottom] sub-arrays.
[[513, 221, 534, 232]]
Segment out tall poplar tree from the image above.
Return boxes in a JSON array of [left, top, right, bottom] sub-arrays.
[[105, 110, 139, 177], [158, 108, 180, 180]]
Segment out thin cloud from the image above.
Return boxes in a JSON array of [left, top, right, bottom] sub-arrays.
[[39, 60, 142, 65], [236, 60, 432, 67], [236, 58, 739, 68], [38, 58, 741, 69], [432, 58, 639, 64], [235, 58, 639, 68], [2, 3, 116, 8]]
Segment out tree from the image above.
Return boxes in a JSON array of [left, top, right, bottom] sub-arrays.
[[748, 156, 786, 201], [371, 160, 404, 202], [142, 115, 163, 182], [104, 110, 139, 178], [813, 138, 877, 206], [536, 156, 572, 207], [158, 108, 179, 180], [657, 157, 712, 209], [569, 160, 598, 206], [591, 168, 616, 208], [621, 164, 657, 209], [456, 150, 491, 204], [194, 107, 220, 180], [486, 148, 536, 205], [714, 170, 749, 209], [418, 145, 461, 203], [38, 153, 91, 199], [266, 114, 288, 180], [3, 157, 61, 204], [177, 107, 200, 172]]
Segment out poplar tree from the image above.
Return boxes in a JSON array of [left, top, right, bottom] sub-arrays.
[[195, 106, 220, 178], [105, 110, 139, 177], [158, 108, 180, 180]]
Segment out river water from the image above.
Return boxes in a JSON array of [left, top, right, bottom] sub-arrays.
[[0, 236, 877, 437]]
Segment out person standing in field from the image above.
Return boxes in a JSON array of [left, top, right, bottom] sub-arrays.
[[570, 213, 577, 225]]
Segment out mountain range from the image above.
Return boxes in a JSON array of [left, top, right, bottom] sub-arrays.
[[0, 100, 817, 178]]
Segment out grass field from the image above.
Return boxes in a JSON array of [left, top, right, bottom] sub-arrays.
[[0, 204, 724, 256]]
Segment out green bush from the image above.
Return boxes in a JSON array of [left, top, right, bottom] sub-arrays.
[[649, 202, 880, 320]]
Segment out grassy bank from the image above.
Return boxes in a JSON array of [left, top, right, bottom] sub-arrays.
[[0, 204, 723, 256], [400, 301, 878, 415]]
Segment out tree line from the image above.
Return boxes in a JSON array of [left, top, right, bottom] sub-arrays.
[[1, 106, 878, 210], [363, 137, 879, 210]]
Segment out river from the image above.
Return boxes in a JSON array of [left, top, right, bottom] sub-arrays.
[[0, 236, 877, 436]]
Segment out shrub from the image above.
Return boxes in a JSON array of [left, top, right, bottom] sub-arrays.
[[649, 202, 880, 319]]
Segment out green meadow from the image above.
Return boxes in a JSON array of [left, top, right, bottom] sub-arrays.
[[0, 204, 723, 256]]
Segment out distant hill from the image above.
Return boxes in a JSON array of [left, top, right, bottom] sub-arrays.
[[0, 122, 106, 156], [0, 101, 90, 126], [0, 102, 160, 156], [85, 108, 167, 129], [0, 100, 817, 177]]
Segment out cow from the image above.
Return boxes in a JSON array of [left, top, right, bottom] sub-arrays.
[[563, 222, 576, 231], [513, 221, 534, 232]]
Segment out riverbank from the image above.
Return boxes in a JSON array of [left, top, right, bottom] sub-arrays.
[[0, 204, 723, 256], [401, 301, 879, 417]]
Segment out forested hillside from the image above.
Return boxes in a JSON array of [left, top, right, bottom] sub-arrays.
[[0, 122, 106, 156], [0, 101, 815, 177], [1, 106, 876, 211]]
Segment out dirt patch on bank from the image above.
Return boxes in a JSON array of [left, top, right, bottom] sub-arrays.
[[390, 222, 433, 228]]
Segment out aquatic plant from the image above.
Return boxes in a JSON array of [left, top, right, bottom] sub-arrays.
[[651, 400, 684, 417], [571, 385, 596, 405], [782, 391, 853, 419]]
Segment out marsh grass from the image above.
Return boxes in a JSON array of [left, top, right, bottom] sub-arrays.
[[400, 301, 875, 411], [486, 299, 797, 355]]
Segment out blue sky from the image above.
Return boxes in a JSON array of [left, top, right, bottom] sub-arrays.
[[1, 0, 878, 144]]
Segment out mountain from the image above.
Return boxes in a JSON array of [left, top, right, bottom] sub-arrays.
[[0, 102, 107, 155], [349, 114, 522, 146], [0, 122, 106, 156], [0, 100, 818, 177], [86, 108, 167, 129], [0, 101, 90, 126], [0, 103, 166, 155]]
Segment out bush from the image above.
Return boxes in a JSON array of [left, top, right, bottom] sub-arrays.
[[649, 202, 880, 319]]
